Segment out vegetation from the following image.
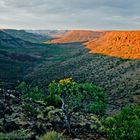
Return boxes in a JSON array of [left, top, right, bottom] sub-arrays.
[[40, 131, 64, 140], [104, 105, 140, 140], [4, 29, 50, 43], [16, 81, 45, 101], [0, 78, 140, 139], [14, 78, 107, 135], [0, 130, 32, 139], [25, 42, 140, 110], [1, 30, 140, 139], [46, 78, 106, 133]]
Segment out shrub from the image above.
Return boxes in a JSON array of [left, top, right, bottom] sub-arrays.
[[16, 81, 29, 94], [22, 86, 44, 101], [104, 105, 140, 140], [40, 131, 64, 140], [16, 82, 44, 101], [45, 93, 62, 108]]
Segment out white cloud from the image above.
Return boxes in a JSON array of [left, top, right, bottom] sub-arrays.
[[0, 0, 140, 29]]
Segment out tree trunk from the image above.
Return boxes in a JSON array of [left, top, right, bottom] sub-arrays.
[[61, 98, 71, 133]]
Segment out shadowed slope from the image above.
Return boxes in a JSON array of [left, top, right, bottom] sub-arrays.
[[0, 30, 34, 48], [51, 30, 103, 43], [86, 31, 140, 59], [4, 29, 50, 43]]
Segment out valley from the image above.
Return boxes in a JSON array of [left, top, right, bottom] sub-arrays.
[[1, 29, 140, 112], [0, 29, 140, 140]]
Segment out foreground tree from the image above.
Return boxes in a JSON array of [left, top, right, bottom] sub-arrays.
[[47, 78, 107, 133]]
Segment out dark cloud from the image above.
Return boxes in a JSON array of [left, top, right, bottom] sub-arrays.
[[0, 0, 140, 29]]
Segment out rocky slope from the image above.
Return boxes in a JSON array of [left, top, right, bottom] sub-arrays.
[[86, 31, 140, 59], [50, 30, 103, 43]]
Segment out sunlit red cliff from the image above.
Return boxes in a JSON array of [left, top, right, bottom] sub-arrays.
[[86, 31, 140, 59]]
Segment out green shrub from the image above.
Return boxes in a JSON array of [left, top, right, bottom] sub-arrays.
[[16, 81, 29, 94], [104, 105, 140, 140], [45, 94, 62, 107], [16, 82, 44, 101], [22, 86, 44, 101], [40, 131, 64, 140]]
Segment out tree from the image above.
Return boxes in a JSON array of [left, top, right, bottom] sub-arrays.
[[47, 78, 106, 133]]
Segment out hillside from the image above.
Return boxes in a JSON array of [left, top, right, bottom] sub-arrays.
[[0, 30, 51, 88], [25, 43, 140, 112], [0, 30, 35, 48], [4, 29, 50, 43], [1, 30, 140, 112], [50, 30, 103, 43], [86, 31, 140, 59]]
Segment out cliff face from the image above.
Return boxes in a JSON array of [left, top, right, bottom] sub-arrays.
[[86, 31, 140, 59], [50, 30, 103, 43]]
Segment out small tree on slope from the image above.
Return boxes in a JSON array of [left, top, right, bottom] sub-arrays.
[[47, 78, 107, 133]]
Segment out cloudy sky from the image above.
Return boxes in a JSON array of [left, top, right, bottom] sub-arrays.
[[0, 0, 140, 30]]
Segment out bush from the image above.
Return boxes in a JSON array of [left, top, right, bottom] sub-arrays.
[[23, 86, 44, 101], [16, 82, 44, 101], [45, 94, 62, 108], [40, 131, 64, 140], [104, 105, 140, 140]]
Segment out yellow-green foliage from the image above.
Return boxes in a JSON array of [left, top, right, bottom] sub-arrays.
[[40, 131, 64, 140], [59, 78, 74, 85]]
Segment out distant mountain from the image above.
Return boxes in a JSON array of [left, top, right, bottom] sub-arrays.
[[27, 30, 68, 38], [86, 31, 140, 59], [50, 30, 103, 43], [0, 30, 36, 48], [4, 29, 50, 43]]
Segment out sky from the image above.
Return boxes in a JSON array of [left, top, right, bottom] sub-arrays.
[[0, 0, 140, 30]]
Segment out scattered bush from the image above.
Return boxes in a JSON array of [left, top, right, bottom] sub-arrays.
[[40, 131, 64, 140], [104, 105, 140, 140], [0, 130, 32, 139]]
